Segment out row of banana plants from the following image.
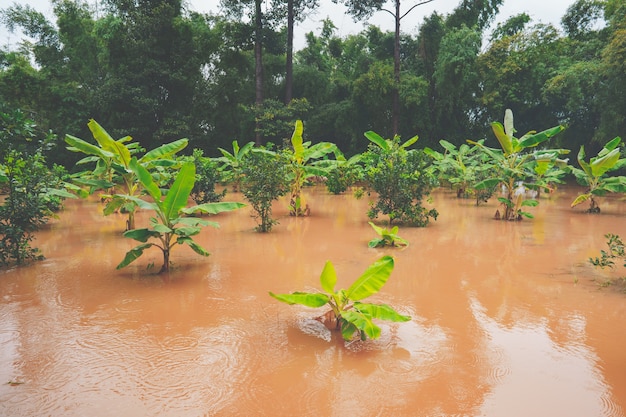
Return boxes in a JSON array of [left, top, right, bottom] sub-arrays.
[[425, 109, 626, 219]]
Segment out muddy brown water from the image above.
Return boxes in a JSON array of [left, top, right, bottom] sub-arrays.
[[1, 185, 625, 417]]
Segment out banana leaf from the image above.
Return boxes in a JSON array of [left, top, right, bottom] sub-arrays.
[[346, 256, 394, 301], [269, 291, 329, 308]]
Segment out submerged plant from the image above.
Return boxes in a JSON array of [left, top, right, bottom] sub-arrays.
[[469, 109, 566, 220], [66, 119, 188, 230], [590, 233, 626, 270], [368, 222, 408, 248], [363, 131, 438, 226], [116, 160, 245, 273], [0, 151, 70, 265], [570, 137, 626, 213], [270, 256, 410, 342], [240, 150, 290, 232], [285, 120, 339, 216]]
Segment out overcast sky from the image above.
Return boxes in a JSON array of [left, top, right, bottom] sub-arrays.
[[1, 0, 577, 51]]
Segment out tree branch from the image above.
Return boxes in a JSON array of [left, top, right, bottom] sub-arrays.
[[401, 0, 435, 21]]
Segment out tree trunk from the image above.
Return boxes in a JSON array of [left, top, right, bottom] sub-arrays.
[[285, 0, 294, 105], [254, 0, 264, 146], [392, 0, 401, 136]]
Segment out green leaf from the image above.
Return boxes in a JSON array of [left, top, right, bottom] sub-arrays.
[[182, 201, 246, 215], [354, 302, 411, 322], [346, 256, 394, 301], [400, 135, 418, 149], [368, 221, 384, 236], [162, 162, 195, 221], [320, 261, 337, 294], [130, 157, 161, 202], [590, 148, 620, 177], [571, 193, 591, 207], [123, 228, 161, 243], [518, 125, 564, 149], [88, 119, 131, 168], [364, 131, 389, 151], [474, 178, 502, 190], [140, 138, 188, 163], [491, 122, 513, 155], [291, 120, 304, 162], [116, 243, 154, 269], [269, 291, 329, 308], [341, 310, 381, 340], [521, 199, 539, 207], [65, 134, 115, 159], [173, 226, 201, 237], [178, 237, 210, 256], [598, 136, 622, 156], [340, 320, 359, 341], [368, 238, 385, 248]]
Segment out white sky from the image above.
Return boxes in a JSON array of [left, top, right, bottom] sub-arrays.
[[1, 0, 576, 51]]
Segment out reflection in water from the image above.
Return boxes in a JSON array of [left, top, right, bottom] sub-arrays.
[[0, 187, 625, 416], [470, 296, 617, 417]]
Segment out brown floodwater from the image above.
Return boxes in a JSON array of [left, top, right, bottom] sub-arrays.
[[1, 184, 625, 417]]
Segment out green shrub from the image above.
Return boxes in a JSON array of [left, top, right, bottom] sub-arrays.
[[363, 133, 438, 226], [241, 150, 290, 232], [191, 149, 226, 204], [0, 151, 59, 265]]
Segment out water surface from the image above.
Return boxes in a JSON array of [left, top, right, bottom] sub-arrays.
[[1, 185, 625, 416]]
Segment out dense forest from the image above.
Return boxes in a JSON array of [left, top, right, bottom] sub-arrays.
[[0, 0, 625, 167]]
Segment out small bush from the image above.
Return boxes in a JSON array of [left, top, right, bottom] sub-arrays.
[[241, 151, 290, 232], [0, 151, 60, 265]]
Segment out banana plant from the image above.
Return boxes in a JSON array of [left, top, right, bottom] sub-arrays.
[[65, 119, 188, 230], [571, 137, 626, 213], [368, 222, 409, 248], [270, 256, 410, 341], [215, 140, 255, 191], [286, 120, 340, 216], [425, 139, 493, 200], [469, 109, 566, 220], [116, 160, 245, 273]]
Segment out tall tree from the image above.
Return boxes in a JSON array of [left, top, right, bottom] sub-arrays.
[[221, 0, 269, 144], [333, 0, 434, 135], [269, 0, 319, 104]]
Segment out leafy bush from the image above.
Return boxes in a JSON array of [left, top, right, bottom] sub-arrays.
[[0, 151, 60, 265], [363, 132, 438, 226], [590, 234, 626, 269], [190, 149, 226, 204], [241, 150, 290, 232]]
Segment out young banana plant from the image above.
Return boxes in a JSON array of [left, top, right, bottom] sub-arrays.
[[116, 159, 245, 273], [469, 109, 566, 220], [270, 256, 410, 341], [570, 137, 626, 213]]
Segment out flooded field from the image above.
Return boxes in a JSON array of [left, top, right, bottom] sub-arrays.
[[1, 185, 625, 416]]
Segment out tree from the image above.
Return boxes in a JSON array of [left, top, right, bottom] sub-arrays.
[[334, 0, 434, 135]]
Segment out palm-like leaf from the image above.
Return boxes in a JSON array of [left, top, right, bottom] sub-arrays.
[[346, 256, 394, 301]]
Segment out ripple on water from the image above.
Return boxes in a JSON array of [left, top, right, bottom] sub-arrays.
[[141, 323, 258, 416]]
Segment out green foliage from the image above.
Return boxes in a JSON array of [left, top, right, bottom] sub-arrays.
[[115, 160, 245, 273], [367, 222, 408, 248], [190, 149, 226, 204], [469, 109, 566, 220], [240, 150, 290, 232], [590, 233, 626, 269], [0, 151, 65, 266], [325, 153, 363, 195], [363, 131, 438, 226], [570, 136, 626, 213], [0, 108, 55, 159], [269, 256, 410, 341], [284, 120, 340, 216], [65, 119, 188, 230], [215, 140, 255, 191], [425, 139, 494, 203]]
